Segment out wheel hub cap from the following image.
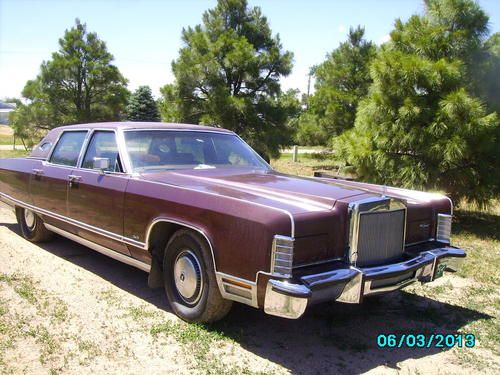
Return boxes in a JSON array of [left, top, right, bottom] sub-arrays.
[[174, 250, 202, 304], [24, 209, 36, 230]]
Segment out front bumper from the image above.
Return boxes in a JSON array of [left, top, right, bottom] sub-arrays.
[[264, 246, 465, 319]]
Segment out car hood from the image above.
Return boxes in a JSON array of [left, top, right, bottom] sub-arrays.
[[139, 168, 372, 214]]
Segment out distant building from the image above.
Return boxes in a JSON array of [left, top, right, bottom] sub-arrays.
[[0, 101, 16, 124]]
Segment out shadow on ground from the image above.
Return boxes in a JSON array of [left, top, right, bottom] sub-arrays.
[[454, 209, 500, 241], [1, 221, 492, 375]]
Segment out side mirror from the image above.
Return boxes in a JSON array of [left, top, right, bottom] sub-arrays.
[[93, 157, 110, 173]]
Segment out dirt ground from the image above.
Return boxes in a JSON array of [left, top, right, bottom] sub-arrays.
[[0, 202, 498, 375]]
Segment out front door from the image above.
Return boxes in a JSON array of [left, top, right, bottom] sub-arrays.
[[67, 130, 130, 255]]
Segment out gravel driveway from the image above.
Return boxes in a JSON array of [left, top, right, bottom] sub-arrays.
[[0, 203, 497, 374]]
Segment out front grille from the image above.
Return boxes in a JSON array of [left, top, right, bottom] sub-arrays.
[[354, 209, 405, 266]]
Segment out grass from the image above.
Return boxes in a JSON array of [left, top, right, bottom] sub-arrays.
[[0, 149, 29, 158], [0, 125, 14, 145], [0, 148, 498, 373], [0, 273, 73, 372], [150, 321, 270, 375], [271, 152, 343, 177]]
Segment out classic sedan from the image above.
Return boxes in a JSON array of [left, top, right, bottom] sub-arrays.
[[0, 122, 466, 322]]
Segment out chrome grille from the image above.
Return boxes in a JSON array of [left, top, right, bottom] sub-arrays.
[[354, 209, 405, 267]]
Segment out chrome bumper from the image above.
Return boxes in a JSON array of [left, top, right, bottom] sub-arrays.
[[264, 247, 465, 319]]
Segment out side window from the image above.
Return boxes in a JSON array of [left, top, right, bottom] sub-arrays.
[[82, 131, 122, 172], [38, 142, 52, 152], [49, 131, 87, 166]]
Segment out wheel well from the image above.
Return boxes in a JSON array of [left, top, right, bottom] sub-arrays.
[[148, 221, 183, 262], [146, 220, 215, 290]]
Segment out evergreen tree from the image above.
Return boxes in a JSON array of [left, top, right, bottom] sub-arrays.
[[10, 19, 129, 145], [160, 0, 297, 158], [126, 86, 160, 122], [312, 26, 376, 137], [336, 0, 499, 205]]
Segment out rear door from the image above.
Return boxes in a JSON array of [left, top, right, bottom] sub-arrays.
[[31, 130, 88, 216], [67, 130, 130, 255]]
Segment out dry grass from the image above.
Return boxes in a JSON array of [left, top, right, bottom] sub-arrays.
[[0, 126, 13, 145], [0, 149, 498, 374]]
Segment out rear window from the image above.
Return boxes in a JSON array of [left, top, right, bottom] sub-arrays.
[[49, 131, 87, 166]]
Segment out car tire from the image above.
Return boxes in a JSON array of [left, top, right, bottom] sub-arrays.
[[163, 229, 232, 323], [15, 207, 53, 242]]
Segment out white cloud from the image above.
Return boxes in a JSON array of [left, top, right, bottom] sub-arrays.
[[337, 24, 347, 33], [378, 34, 391, 45]]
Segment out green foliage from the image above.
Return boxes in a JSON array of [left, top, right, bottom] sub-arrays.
[[336, 0, 499, 205], [126, 86, 160, 122], [311, 26, 376, 137], [10, 19, 129, 145], [294, 26, 375, 146], [160, 0, 297, 158], [473, 33, 500, 113], [294, 112, 327, 146]]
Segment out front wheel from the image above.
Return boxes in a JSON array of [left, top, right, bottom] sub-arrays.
[[15, 207, 53, 242], [163, 229, 232, 323]]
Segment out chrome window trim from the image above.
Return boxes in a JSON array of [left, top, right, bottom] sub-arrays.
[[120, 128, 271, 173], [46, 128, 90, 167], [121, 128, 234, 135], [78, 129, 128, 174]]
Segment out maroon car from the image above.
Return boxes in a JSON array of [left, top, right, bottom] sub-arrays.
[[0, 122, 465, 322]]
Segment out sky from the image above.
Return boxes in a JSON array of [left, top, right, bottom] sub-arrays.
[[1, 0, 499, 100]]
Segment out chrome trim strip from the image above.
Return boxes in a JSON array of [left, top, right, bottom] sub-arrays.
[[145, 217, 217, 270], [0, 192, 144, 249], [444, 195, 454, 216], [121, 128, 234, 135], [0, 191, 269, 300], [216, 272, 258, 308], [145, 218, 259, 307], [44, 223, 150, 272]]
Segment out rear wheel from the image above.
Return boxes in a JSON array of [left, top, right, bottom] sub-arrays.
[[16, 207, 53, 242], [163, 229, 232, 323]]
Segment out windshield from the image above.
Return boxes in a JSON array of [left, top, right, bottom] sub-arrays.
[[124, 130, 269, 172]]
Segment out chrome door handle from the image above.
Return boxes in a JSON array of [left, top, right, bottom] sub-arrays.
[[32, 168, 43, 175], [68, 174, 82, 187]]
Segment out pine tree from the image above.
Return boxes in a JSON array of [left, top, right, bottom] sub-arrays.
[[126, 86, 160, 122], [159, 0, 297, 158], [10, 19, 129, 145], [312, 26, 376, 137], [335, 0, 499, 205]]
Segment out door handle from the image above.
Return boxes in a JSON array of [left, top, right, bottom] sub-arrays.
[[32, 168, 43, 175], [68, 175, 82, 182], [68, 175, 82, 187]]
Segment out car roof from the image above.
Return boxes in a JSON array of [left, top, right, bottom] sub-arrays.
[[55, 121, 235, 134]]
